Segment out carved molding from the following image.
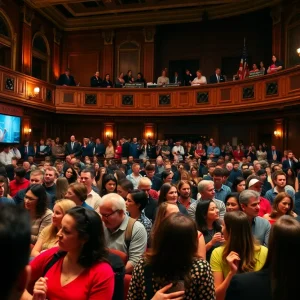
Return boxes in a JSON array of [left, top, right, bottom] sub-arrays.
[[143, 26, 156, 43], [53, 28, 62, 45], [102, 30, 114, 45], [22, 5, 35, 26]]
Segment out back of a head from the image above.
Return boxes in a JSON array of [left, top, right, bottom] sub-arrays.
[[118, 179, 133, 192], [69, 182, 87, 202], [267, 215, 300, 300], [146, 213, 198, 278], [56, 177, 69, 200], [0, 205, 31, 300], [223, 211, 256, 272]]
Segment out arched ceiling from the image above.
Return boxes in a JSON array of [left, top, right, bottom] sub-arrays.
[[25, 0, 280, 31]]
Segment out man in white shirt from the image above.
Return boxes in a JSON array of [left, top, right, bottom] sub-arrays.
[[0, 146, 21, 165], [191, 70, 207, 85], [80, 169, 101, 210], [172, 141, 185, 162]]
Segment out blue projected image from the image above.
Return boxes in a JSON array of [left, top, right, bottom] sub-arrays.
[[0, 114, 21, 143]]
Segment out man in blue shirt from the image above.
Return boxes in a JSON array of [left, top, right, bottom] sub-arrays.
[[239, 189, 271, 247], [265, 170, 295, 204], [213, 168, 231, 202], [207, 142, 220, 161]]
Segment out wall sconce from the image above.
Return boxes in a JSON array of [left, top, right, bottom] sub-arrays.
[[274, 130, 281, 138], [146, 132, 152, 139], [297, 48, 300, 57], [29, 87, 40, 99], [105, 131, 111, 139], [24, 128, 32, 135]]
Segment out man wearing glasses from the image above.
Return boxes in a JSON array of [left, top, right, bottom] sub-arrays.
[[99, 193, 147, 274]]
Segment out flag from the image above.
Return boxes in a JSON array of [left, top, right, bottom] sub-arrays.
[[237, 38, 249, 80]]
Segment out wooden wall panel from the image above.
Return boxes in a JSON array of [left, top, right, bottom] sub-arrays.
[[68, 52, 100, 87]]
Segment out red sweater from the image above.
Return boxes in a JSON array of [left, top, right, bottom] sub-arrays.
[[29, 247, 114, 300], [9, 179, 30, 197]]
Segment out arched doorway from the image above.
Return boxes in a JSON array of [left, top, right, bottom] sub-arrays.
[[32, 33, 50, 81], [0, 9, 16, 70]]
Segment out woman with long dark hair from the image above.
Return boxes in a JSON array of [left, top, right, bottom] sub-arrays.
[[64, 166, 78, 184], [195, 200, 223, 262], [22, 207, 114, 299], [24, 185, 53, 245], [128, 213, 215, 299], [231, 177, 246, 193], [226, 216, 300, 300], [211, 211, 268, 300], [158, 183, 188, 215], [100, 173, 117, 196]]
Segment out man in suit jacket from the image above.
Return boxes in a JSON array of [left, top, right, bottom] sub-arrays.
[[90, 71, 102, 87], [170, 71, 182, 85], [282, 150, 298, 172], [19, 141, 35, 160], [65, 135, 82, 158], [183, 69, 193, 86], [209, 68, 226, 84], [121, 137, 131, 158], [267, 145, 281, 163], [57, 68, 76, 86]]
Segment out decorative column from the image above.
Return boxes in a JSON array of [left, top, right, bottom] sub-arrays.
[[21, 5, 34, 75], [270, 5, 283, 59], [143, 26, 156, 83], [53, 28, 62, 82], [102, 30, 115, 79]]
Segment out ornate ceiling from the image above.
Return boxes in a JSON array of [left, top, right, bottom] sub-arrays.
[[25, 0, 280, 30]]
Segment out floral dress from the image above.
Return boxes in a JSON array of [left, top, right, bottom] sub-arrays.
[[127, 258, 215, 300]]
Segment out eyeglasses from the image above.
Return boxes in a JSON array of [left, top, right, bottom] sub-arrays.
[[24, 195, 38, 201], [101, 209, 120, 218]]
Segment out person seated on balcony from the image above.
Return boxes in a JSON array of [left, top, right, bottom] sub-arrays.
[[90, 71, 102, 87], [102, 74, 113, 88], [260, 61, 266, 74], [57, 68, 76, 86], [249, 63, 259, 74], [124, 70, 134, 83], [182, 69, 193, 86], [115, 72, 125, 87], [171, 71, 182, 85], [209, 68, 226, 84], [191, 70, 207, 86], [135, 72, 146, 87], [267, 55, 284, 74], [157, 69, 169, 86]]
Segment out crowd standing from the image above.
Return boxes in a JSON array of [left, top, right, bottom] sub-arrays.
[[1, 133, 299, 300]]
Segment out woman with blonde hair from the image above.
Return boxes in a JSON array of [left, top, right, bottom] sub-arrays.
[[211, 211, 268, 300], [55, 177, 69, 200], [30, 199, 76, 257], [263, 192, 297, 225]]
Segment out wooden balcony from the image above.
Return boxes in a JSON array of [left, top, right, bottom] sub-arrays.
[[1, 65, 300, 116]]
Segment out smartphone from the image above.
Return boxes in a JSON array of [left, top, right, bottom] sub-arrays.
[[166, 280, 185, 294]]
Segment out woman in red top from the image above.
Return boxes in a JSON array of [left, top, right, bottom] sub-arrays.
[[263, 192, 297, 225], [21, 207, 114, 300], [232, 145, 244, 161], [114, 140, 122, 159]]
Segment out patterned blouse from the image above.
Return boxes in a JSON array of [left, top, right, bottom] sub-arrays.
[[138, 211, 152, 242], [127, 258, 215, 300]]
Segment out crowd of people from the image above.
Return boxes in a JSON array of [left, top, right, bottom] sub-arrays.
[[1, 133, 299, 300], [56, 55, 284, 88]]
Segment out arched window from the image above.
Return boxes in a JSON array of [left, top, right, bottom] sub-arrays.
[[117, 41, 140, 80], [32, 33, 50, 81], [286, 11, 300, 67], [0, 9, 16, 70]]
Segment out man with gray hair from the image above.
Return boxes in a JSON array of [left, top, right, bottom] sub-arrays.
[[188, 180, 226, 220], [99, 193, 147, 274], [239, 189, 271, 246]]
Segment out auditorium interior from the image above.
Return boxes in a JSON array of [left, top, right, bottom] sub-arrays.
[[0, 0, 300, 155]]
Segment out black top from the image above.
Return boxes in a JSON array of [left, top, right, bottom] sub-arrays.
[[57, 74, 76, 86], [183, 73, 193, 86], [90, 76, 102, 87], [209, 74, 226, 84], [225, 268, 272, 300], [102, 80, 113, 88], [124, 75, 134, 83]]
